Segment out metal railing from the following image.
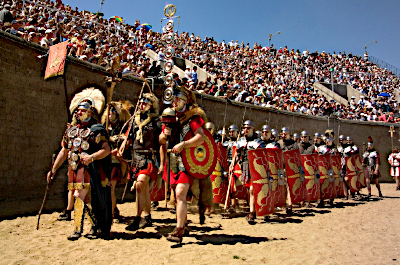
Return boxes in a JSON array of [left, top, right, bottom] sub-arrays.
[[368, 55, 400, 76]]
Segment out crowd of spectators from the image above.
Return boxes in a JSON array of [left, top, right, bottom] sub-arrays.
[[1, 0, 399, 123]]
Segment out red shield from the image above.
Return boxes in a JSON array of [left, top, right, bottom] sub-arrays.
[[331, 155, 344, 198], [318, 153, 336, 200], [210, 161, 229, 203], [248, 149, 274, 216], [345, 156, 359, 192], [217, 143, 228, 170], [283, 149, 307, 204], [355, 155, 366, 188], [181, 129, 218, 179], [301, 154, 321, 202], [149, 177, 165, 202], [266, 148, 286, 207], [229, 146, 248, 199]]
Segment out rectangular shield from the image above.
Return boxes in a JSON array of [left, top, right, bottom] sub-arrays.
[[150, 177, 165, 202], [318, 153, 336, 200], [217, 142, 228, 171], [248, 149, 274, 216], [354, 154, 366, 188], [266, 148, 286, 207], [283, 149, 307, 204], [345, 156, 359, 193], [211, 161, 229, 203], [301, 153, 321, 202], [331, 155, 345, 198]]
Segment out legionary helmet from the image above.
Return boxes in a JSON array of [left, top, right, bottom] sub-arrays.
[[293, 133, 300, 139], [314, 132, 322, 138], [301, 130, 309, 137], [243, 120, 255, 128], [205, 122, 216, 134], [262, 125, 271, 132], [339, 135, 345, 141], [229, 124, 239, 132]]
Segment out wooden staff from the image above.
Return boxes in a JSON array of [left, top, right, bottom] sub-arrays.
[[389, 125, 395, 152], [36, 154, 56, 230]]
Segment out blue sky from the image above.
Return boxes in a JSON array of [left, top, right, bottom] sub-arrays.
[[62, 0, 400, 70]]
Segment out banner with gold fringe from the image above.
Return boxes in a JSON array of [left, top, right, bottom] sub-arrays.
[[44, 41, 68, 80]]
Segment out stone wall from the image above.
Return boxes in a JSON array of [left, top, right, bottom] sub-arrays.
[[0, 31, 398, 219]]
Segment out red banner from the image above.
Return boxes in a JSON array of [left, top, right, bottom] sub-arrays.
[[248, 149, 274, 216], [345, 156, 359, 193], [266, 148, 286, 207], [283, 149, 307, 204], [355, 155, 366, 188], [331, 155, 344, 198], [44, 41, 68, 80], [301, 154, 320, 202], [318, 153, 336, 200]]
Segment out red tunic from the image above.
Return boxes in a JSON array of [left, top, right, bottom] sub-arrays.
[[162, 116, 204, 185]]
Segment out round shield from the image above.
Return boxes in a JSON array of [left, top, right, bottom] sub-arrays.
[[181, 128, 217, 179]]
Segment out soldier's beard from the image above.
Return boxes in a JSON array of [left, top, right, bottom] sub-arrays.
[[76, 111, 91, 125]]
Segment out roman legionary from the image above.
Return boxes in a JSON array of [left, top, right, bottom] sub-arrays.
[[388, 147, 400, 190], [363, 142, 382, 197], [101, 100, 132, 219], [337, 135, 346, 156], [299, 130, 315, 155], [160, 86, 208, 243], [279, 127, 299, 151], [261, 124, 280, 148], [229, 120, 265, 224], [47, 87, 112, 240], [125, 93, 161, 231], [313, 132, 325, 152], [223, 124, 239, 213], [317, 137, 337, 155]]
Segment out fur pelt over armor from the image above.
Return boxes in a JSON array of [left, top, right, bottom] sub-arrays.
[[134, 93, 160, 144], [101, 100, 133, 125], [178, 105, 208, 125], [69, 87, 105, 115]]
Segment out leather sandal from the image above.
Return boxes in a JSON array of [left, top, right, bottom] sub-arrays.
[[67, 231, 81, 241]]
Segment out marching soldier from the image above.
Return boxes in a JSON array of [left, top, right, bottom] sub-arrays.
[[299, 131, 315, 154], [363, 142, 383, 197], [271, 128, 279, 142], [337, 135, 346, 155], [344, 136, 359, 155], [261, 125, 280, 148], [279, 127, 299, 151], [47, 88, 112, 240], [160, 86, 209, 243], [388, 147, 400, 190], [102, 101, 132, 220], [223, 124, 240, 213], [293, 133, 300, 143], [125, 93, 162, 231], [229, 120, 265, 224], [313, 132, 324, 152], [317, 137, 337, 155]]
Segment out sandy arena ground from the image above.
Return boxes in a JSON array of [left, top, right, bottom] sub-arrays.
[[0, 183, 399, 265]]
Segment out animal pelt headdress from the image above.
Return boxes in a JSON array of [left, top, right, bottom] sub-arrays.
[[174, 85, 197, 107], [69, 87, 105, 115], [178, 104, 208, 125], [101, 100, 133, 125], [134, 93, 160, 144]]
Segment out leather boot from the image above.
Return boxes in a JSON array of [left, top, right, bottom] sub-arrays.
[[167, 227, 185, 243]]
